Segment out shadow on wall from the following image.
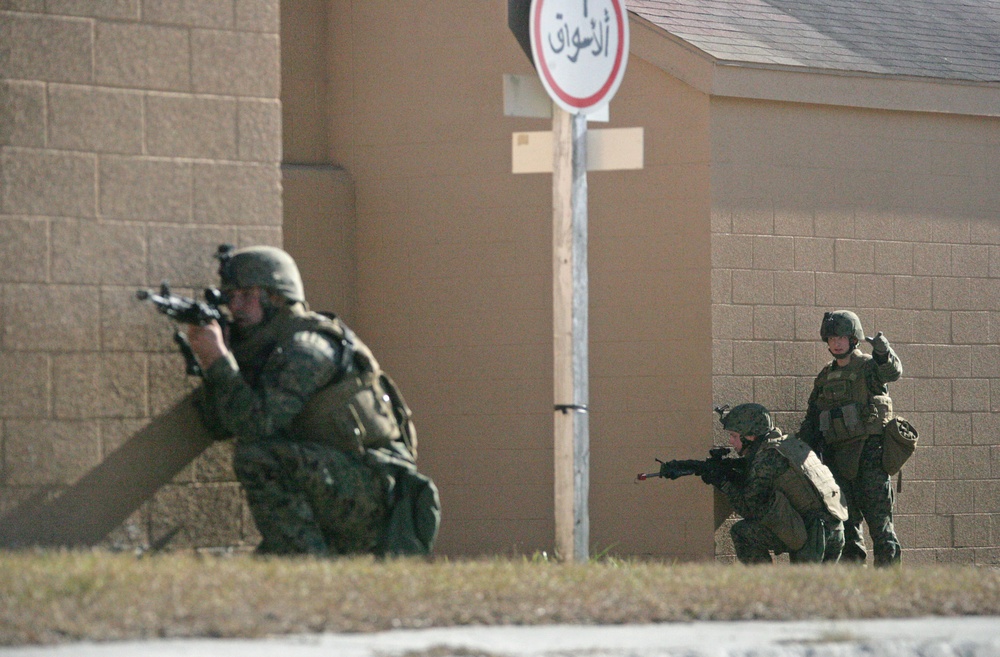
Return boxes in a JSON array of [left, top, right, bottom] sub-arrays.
[[0, 393, 214, 548]]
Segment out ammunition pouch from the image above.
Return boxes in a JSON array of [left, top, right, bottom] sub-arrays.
[[761, 489, 807, 552], [870, 394, 894, 425], [791, 516, 827, 563], [819, 403, 865, 444], [882, 416, 918, 476]]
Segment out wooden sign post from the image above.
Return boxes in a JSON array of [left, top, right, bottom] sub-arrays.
[[552, 106, 590, 561], [509, 80, 643, 560], [525, 0, 631, 562]]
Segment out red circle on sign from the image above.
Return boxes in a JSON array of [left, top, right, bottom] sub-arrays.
[[530, 0, 628, 112]]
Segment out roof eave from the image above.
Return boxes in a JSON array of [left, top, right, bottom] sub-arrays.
[[629, 13, 1000, 118]]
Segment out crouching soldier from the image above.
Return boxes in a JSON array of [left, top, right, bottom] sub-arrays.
[[187, 244, 439, 557], [708, 403, 848, 564]]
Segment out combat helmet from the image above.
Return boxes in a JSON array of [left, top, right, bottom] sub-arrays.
[[820, 310, 864, 344], [215, 244, 304, 303], [716, 403, 774, 438]]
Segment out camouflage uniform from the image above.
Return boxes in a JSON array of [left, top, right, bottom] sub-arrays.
[[192, 245, 405, 556], [798, 313, 903, 567], [198, 303, 390, 555], [717, 429, 846, 565]]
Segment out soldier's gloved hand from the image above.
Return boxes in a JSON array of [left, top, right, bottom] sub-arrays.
[[700, 469, 724, 487], [865, 331, 890, 355], [657, 461, 681, 479]]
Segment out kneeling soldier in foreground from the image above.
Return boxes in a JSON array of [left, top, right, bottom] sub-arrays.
[[710, 403, 847, 564], [186, 245, 439, 556]]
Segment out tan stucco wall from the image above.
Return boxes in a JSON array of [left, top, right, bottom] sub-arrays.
[[0, 3, 282, 551], [588, 56, 715, 559], [711, 98, 1000, 564], [288, 1, 717, 558], [279, 0, 357, 323]]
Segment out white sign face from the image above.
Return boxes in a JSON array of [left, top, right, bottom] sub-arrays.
[[529, 0, 629, 115]]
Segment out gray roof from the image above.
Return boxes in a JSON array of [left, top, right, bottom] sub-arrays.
[[627, 0, 1000, 83]]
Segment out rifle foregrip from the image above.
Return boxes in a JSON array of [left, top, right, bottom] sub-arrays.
[[173, 331, 204, 378]]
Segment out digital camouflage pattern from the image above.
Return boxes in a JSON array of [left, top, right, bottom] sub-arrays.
[[719, 403, 774, 438], [198, 303, 389, 555], [839, 435, 901, 565], [728, 515, 844, 565], [717, 431, 844, 564], [234, 441, 386, 555]]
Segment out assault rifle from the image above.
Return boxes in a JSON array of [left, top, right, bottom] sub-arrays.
[[636, 446, 747, 484], [136, 282, 227, 378]]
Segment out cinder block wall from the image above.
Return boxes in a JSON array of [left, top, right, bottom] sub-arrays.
[[711, 98, 1000, 564], [0, 2, 282, 551]]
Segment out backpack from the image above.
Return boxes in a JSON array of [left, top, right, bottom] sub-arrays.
[[312, 313, 439, 554], [363, 381, 440, 557], [378, 462, 441, 556]]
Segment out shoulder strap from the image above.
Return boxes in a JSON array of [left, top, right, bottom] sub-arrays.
[[771, 435, 812, 468]]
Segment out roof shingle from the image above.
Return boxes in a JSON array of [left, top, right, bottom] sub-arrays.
[[628, 0, 1000, 82]]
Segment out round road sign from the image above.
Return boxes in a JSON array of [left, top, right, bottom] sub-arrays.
[[529, 0, 629, 115]]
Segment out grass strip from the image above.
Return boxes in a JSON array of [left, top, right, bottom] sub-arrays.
[[2, 550, 998, 645]]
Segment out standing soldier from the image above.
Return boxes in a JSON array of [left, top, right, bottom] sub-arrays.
[[797, 310, 902, 566], [708, 403, 847, 565], [186, 245, 439, 556]]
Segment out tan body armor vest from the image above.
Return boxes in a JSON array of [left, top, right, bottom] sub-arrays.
[[284, 313, 411, 459], [813, 350, 893, 446], [768, 436, 848, 522], [759, 435, 848, 550]]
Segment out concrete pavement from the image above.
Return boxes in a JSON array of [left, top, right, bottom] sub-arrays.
[[3, 617, 999, 657]]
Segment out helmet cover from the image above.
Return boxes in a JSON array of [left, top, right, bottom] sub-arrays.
[[820, 310, 864, 343], [216, 244, 304, 303], [717, 403, 774, 438]]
